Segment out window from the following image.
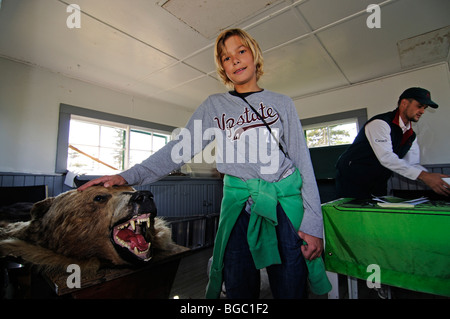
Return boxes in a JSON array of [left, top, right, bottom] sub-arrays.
[[56, 104, 176, 175], [304, 119, 358, 148], [301, 108, 367, 149], [67, 116, 171, 175], [67, 118, 125, 174], [300, 108, 367, 179]]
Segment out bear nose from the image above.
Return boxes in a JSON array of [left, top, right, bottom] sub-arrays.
[[130, 191, 153, 203], [130, 191, 157, 217]]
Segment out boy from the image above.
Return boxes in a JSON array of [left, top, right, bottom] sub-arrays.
[[79, 29, 330, 298]]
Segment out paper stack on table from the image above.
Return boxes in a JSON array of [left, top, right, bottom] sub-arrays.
[[372, 196, 429, 208]]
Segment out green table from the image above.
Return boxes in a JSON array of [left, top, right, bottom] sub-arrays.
[[322, 198, 450, 297]]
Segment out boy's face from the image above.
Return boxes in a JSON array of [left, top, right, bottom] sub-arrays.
[[221, 35, 259, 92]]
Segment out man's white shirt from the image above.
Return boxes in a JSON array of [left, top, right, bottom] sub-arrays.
[[364, 118, 426, 181]]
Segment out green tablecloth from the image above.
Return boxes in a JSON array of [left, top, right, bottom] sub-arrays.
[[323, 198, 450, 297]]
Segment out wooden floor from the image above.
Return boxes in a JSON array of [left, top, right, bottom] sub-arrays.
[[169, 247, 213, 299], [169, 246, 273, 299]]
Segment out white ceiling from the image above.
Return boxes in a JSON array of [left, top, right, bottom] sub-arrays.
[[0, 0, 449, 111]]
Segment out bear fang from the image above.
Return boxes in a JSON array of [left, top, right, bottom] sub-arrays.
[[180, 303, 214, 317]]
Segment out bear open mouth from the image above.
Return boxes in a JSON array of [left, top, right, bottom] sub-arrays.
[[112, 213, 152, 262]]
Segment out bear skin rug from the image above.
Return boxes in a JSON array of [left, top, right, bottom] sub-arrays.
[[0, 186, 177, 276]]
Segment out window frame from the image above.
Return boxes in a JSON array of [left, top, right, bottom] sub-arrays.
[[56, 103, 176, 174], [301, 108, 367, 148]]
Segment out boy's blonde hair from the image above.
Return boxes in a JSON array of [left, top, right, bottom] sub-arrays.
[[214, 29, 264, 89]]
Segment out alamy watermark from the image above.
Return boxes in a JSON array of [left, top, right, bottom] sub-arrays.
[[366, 263, 381, 289], [66, 4, 81, 29], [170, 120, 281, 175], [65, 4, 381, 30], [366, 4, 381, 29], [66, 264, 81, 289]]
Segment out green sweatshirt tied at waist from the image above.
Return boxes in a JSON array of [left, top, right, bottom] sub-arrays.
[[205, 168, 331, 298]]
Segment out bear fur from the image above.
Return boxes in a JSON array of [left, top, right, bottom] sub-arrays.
[[0, 186, 175, 276]]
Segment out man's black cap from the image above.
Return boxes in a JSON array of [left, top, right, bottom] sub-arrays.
[[399, 87, 438, 108]]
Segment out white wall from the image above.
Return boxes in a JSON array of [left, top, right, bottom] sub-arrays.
[[294, 62, 450, 165], [0, 57, 193, 174]]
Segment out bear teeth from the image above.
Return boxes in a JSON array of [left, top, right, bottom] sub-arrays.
[[113, 213, 152, 257], [117, 215, 151, 230]]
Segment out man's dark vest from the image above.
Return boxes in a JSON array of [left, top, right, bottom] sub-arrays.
[[336, 109, 416, 198]]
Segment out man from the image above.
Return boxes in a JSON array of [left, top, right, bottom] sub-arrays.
[[336, 87, 449, 199]]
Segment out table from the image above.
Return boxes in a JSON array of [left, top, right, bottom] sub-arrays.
[[38, 245, 190, 299], [322, 198, 450, 298]]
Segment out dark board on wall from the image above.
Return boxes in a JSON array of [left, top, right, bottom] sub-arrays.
[[308, 144, 349, 180]]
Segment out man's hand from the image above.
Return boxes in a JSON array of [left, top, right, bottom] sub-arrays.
[[298, 231, 323, 261], [77, 175, 127, 191], [417, 171, 450, 196]]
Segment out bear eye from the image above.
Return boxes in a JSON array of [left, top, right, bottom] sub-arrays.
[[93, 195, 109, 203]]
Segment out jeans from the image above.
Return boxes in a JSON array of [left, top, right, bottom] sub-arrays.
[[223, 204, 307, 299]]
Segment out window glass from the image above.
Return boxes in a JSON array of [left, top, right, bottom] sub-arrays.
[[304, 119, 358, 148], [69, 121, 99, 146], [130, 130, 152, 150], [67, 117, 170, 174], [153, 134, 168, 152]]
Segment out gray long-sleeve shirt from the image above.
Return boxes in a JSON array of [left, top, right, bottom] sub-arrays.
[[120, 90, 324, 238]]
